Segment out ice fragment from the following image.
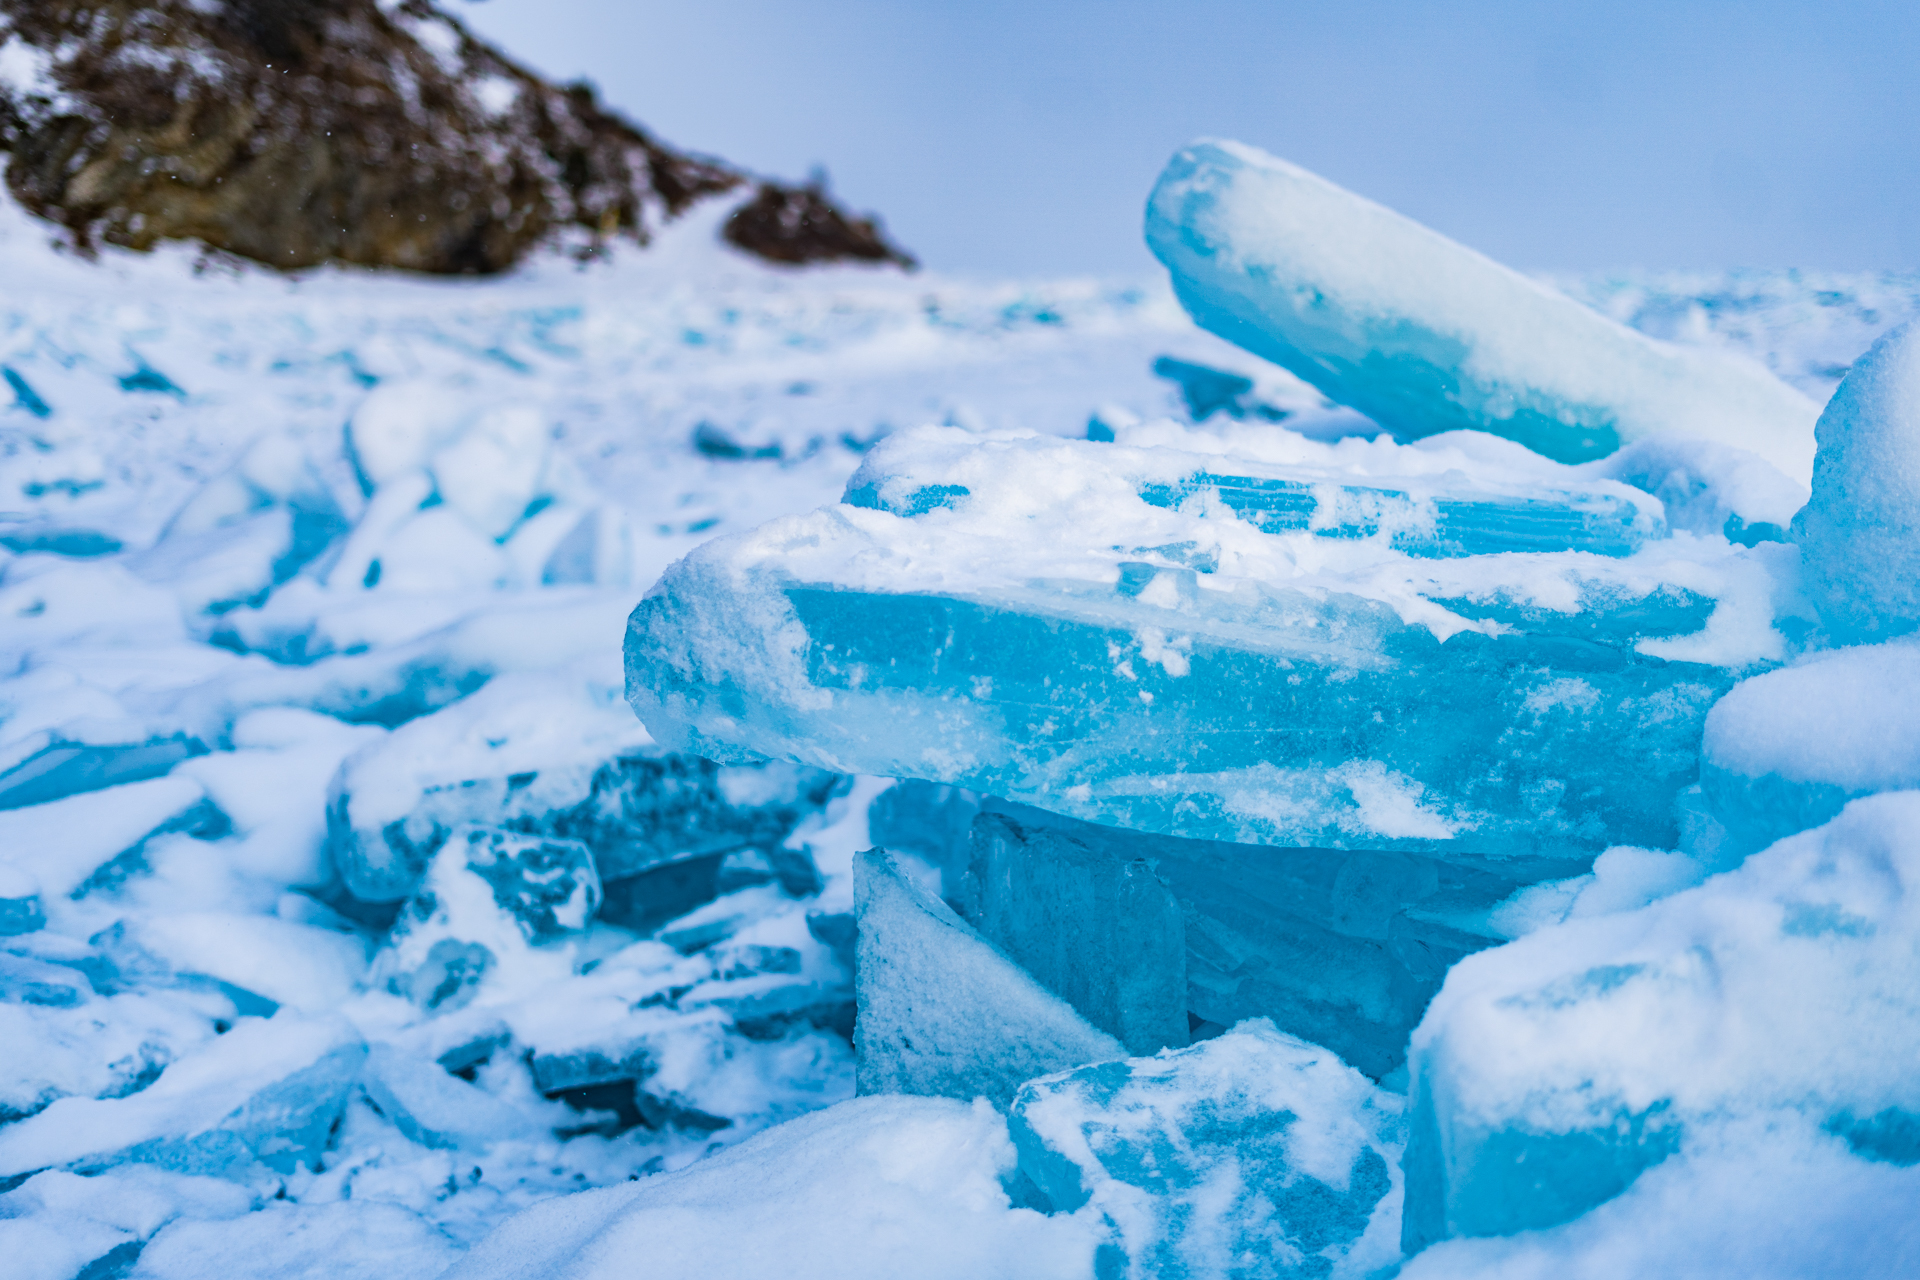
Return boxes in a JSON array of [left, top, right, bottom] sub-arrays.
[[853, 847, 1123, 1107], [1146, 139, 1818, 488]]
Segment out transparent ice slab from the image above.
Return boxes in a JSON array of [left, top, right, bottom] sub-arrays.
[[959, 801, 1557, 1080], [628, 429, 1778, 863], [1146, 138, 1817, 498]]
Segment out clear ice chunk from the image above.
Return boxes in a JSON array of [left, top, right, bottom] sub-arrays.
[[1793, 319, 1920, 641], [964, 802, 1541, 1080], [964, 805, 1190, 1058], [627, 427, 1771, 863], [360, 1042, 539, 1149], [1402, 791, 1920, 1256], [854, 848, 1123, 1107], [0, 734, 205, 812], [1146, 139, 1818, 493], [1009, 1019, 1402, 1279]]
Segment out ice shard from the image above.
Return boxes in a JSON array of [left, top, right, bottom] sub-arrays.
[[0, 1013, 365, 1182], [1146, 139, 1819, 496], [853, 848, 1123, 1106], [626, 426, 1779, 865], [964, 801, 1546, 1080]]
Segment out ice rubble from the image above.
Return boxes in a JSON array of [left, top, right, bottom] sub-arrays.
[[6, 135, 1920, 1279], [604, 141, 1920, 1279]]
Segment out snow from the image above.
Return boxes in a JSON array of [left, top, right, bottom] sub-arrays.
[[1794, 318, 1920, 640], [437, 1096, 1101, 1280]]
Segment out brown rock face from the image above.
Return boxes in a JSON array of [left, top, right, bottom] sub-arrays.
[[0, 0, 913, 274]]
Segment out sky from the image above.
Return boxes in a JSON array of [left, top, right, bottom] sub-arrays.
[[459, 0, 1920, 279]]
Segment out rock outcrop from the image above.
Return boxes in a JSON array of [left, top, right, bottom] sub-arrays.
[[0, 0, 913, 274]]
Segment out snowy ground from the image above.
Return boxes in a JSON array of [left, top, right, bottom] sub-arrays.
[[4, 193, 1920, 1279]]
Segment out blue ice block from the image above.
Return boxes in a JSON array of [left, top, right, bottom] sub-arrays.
[[965, 801, 1549, 1081], [1145, 138, 1817, 501], [854, 848, 1123, 1107], [627, 428, 1778, 864]]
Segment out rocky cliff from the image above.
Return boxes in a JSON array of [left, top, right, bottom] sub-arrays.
[[0, 0, 913, 274]]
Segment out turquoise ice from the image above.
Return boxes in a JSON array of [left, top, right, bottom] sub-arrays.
[[626, 426, 1783, 864], [1146, 139, 1817, 506]]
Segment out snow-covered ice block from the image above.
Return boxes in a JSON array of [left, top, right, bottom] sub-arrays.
[[967, 802, 1533, 1080], [0, 733, 204, 812], [0, 775, 212, 900], [1402, 790, 1920, 1254], [1146, 139, 1818, 494], [1702, 642, 1920, 856], [440, 1095, 1099, 1280], [854, 848, 1123, 1106], [327, 671, 837, 905], [360, 1042, 540, 1150], [0, 951, 93, 1006], [0, 1167, 252, 1280], [376, 827, 589, 1012], [1395, 1118, 1920, 1280], [478, 893, 856, 1136], [1009, 1019, 1402, 1280], [0, 864, 44, 934], [1794, 319, 1920, 640], [172, 708, 387, 888], [628, 426, 1778, 862], [1, 936, 234, 1122], [123, 912, 369, 1014], [135, 1200, 462, 1280], [0, 1012, 364, 1181], [447, 825, 601, 941]]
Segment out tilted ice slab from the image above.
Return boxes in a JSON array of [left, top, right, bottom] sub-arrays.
[[627, 424, 1787, 862], [1146, 139, 1820, 499]]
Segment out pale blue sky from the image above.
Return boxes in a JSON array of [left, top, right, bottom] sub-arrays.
[[460, 0, 1920, 278]]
